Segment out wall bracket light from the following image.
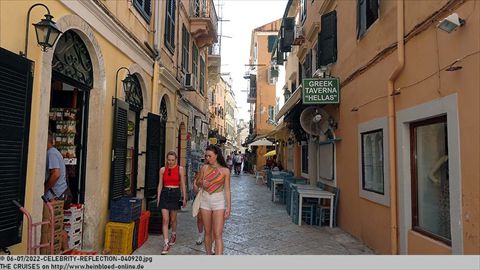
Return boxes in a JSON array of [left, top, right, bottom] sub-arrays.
[[22, 3, 62, 57]]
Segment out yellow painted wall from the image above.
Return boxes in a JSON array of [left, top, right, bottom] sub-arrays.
[[0, 0, 155, 253]]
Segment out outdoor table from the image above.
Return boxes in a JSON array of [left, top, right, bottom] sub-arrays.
[[297, 188, 335, 227], [289, 184, 319, 216], [271, 178, 284, 202]]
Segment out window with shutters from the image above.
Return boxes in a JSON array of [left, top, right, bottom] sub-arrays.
[[317, 10, 337, 67], [267, 35, 277, 53], [300, 0, 307, 23], [165, 0, 176, 53], [111, 99, 129, 201], [145, 113, 161, 200], [192, 44, 198, 79], [302, 51, 312, 79], [200, 57, 205, 95], [133, 0, 151, 22], [357, 0, 379, 38], [0, 47, 33, 247], [268, 105, 275, 123], [181, 25, 190, 72]]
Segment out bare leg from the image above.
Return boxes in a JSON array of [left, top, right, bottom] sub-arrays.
[[197, 214, 204, 233], [212, 209, 226, 255], [170, 210, 177, 233], [161, 209, 170, 243], [200, 208, 213, 255]]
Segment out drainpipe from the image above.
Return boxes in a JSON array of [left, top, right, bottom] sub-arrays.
[[152, 0, 161, 113], [388, 0, 405, 255]]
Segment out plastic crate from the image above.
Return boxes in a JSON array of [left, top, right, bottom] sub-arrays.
[[137, 211, 150, 248], [68, 233, 82, 250], [104, 221, 135, 255], [132, 220, 139, 251], [109, 197, 142, 223], [64, 221, 82, 236]]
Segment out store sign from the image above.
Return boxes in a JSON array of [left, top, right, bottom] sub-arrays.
[[302, 78, 340, 104], [209, 137, 218, 145]]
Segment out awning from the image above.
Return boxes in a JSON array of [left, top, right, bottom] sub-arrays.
[[248, 138, 274, 146], [264, 150, 276, 157], [275, 85, 302, 122]]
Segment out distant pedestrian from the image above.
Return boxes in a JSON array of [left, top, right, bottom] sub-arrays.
[[226, 155, 233, 172], [196, 145, 231, 255], [156, 151, 187, 255]]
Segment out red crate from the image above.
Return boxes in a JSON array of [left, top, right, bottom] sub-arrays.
[[137, 211, 150, 248]]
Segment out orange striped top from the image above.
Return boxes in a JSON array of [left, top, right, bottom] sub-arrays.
[[203, 166, 224, 194]]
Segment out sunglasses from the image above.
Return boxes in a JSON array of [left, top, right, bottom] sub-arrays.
[[168, 168, 171, 176]]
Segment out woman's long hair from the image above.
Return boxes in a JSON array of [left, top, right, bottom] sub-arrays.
[[205, 145, 228, 168]]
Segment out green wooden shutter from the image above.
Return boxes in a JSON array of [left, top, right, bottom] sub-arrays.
[[0, 47, 33, 247], [110, 99, 129, 201], [318, 10, 337, 66], [133, 0, 151, 22], [268, 35, 277, 53], [145, 113, 160, 199]]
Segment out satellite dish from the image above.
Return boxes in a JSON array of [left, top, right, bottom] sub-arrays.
[[300, 106, 330, 140]]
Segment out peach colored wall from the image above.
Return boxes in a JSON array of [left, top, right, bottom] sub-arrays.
[[408, 231, 451, 255], [295, 0, 479, 254], [255, 34, 277, 135]]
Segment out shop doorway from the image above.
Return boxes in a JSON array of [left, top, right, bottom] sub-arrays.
[[49, 30, 93, 204]]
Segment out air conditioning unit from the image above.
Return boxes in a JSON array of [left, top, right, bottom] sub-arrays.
[[184, 73, 197, 90], [267, 65, 279, 85], [293, 25, 305, 45]]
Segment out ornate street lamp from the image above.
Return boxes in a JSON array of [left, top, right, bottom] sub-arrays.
[[114, 67, 137, 103], [23, 3, 62, 57]]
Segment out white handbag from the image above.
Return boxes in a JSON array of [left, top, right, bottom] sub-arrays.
[[192, 189, 202, 217]]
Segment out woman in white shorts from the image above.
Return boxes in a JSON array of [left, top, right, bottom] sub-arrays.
[[196, 145, 231, 255]]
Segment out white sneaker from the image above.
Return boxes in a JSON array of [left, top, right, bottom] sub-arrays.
[[196, 233, 204, 245]]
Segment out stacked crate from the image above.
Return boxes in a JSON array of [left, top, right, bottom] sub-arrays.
[[105, 197, 142, 254], [147, 200, 163, 234], [137, 211, 150, 249], [64, 204, 84, 250]]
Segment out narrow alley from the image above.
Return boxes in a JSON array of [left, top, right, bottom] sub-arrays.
[[134, 173, 374, 255]]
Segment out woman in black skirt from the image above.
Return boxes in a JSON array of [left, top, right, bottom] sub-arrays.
[[156, 151, 186, 255]]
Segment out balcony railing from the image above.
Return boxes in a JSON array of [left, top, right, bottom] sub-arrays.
[[208, 43, 221, 56], [189, 0, 218, 48]]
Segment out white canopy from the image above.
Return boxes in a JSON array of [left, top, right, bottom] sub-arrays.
[[249, 138, 274, 146]]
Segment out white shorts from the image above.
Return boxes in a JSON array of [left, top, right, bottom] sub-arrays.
[[200, 191, 226, 211]]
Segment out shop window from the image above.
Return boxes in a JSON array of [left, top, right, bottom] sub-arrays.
[[133, 0, 151, 22], [358, 117, 389, 206], [361, 130, 384, 194], [181, 25, 190, 72], [410, 115, 451, 245], [301, 144, 308, 174], [164, 0, 176, 53], [357, 0, 379, 38], [0, 47, 33, 247]]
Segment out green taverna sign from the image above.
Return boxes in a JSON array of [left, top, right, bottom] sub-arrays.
[[302, 78, 340, 104]]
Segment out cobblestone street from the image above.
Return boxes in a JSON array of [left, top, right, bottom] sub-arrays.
[[134, 173, 374, 255]]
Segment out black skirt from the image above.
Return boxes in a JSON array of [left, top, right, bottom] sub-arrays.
[[159, 187, 181, 210]]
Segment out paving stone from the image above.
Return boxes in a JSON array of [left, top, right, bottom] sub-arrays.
[[134, 173, 373, 255]]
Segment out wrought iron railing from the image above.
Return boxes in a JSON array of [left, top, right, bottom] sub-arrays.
[[189, 0, 218, 31]]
